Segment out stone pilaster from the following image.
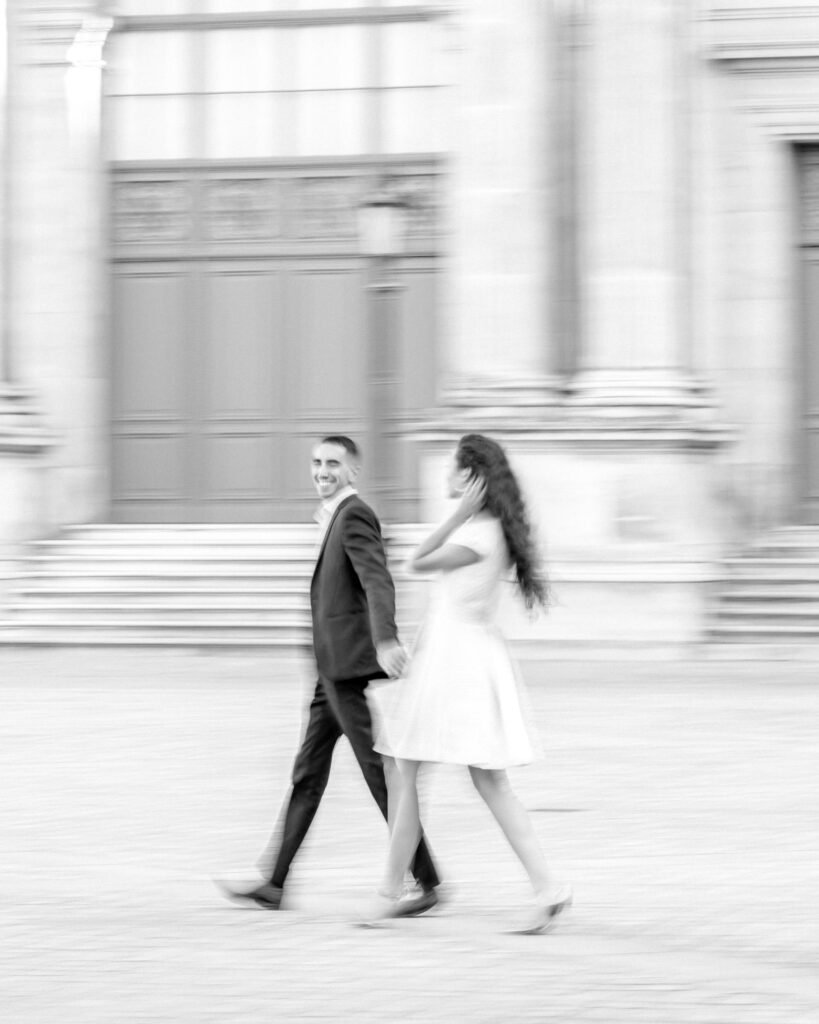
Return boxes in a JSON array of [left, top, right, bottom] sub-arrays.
[[4, 2, 111, 527], [0, 7, 56, 585], [570, 0, 704, 412], [442, 0, 562, 409]]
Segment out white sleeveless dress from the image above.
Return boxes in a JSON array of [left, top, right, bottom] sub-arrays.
[[372, 515, 542, 769]]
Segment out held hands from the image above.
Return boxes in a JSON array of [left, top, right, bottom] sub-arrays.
[[376, 640, 409, 679], [455, 475, 486, 522]]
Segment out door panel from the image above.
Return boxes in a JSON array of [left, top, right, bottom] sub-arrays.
[[801, 256, 819, 523], [203, 268, 280, 417], [112, 267, 192, 521], [113, 270, 189, 416], [278, 261, 368, 515], [288, 264, 367, 419], [197, 264, 281, 521]]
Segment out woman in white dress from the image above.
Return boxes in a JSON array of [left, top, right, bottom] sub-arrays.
[[368, 433, 571, 933]]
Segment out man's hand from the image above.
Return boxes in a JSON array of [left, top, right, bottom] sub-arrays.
[[376, 640, 408, 679]]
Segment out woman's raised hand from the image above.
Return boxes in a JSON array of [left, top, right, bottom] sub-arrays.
[[456, 475, 486, 520]]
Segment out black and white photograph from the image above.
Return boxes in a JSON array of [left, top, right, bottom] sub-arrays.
[[0, 1, 817, 1021]]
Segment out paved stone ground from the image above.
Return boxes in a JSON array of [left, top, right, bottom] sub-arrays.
[[1, 648, 817, 1023]]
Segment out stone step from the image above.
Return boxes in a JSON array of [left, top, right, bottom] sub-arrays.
[[0, 616, 314, 633], [720, 560, 819, 581], [0, 523, 427, 648], [710, 609, 819, 628], [707, 623, 819, 640], [25, 552, 314, 566], [53, 525, 425, 544], [21, 554, 414, 573], [720, 583, 819, 598], [0, 627, 312, 647], [29, 542, 321, 559], [4, 607, 312, 626], [714, 599, 819, 613], [744, 526, 819, 546], [702, 642, 819, 661], [12, 583, 310, 600], [16, 560, 317, 577], [9, 573, 313, 589], [29, 539, 419, 558]]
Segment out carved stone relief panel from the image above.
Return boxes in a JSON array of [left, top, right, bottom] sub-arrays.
[[112, 169, 441, 246], [292, 177, 362, 239], [113, 180, 191, 243], [393, 174, 440, 236], [204, 179, 280, 240]]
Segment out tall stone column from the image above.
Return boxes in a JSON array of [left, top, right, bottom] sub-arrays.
[[570, 0, 702, 410], [442, 0, 562, 408], [0, 3, 54, 581], [6, 1, 111, 526]]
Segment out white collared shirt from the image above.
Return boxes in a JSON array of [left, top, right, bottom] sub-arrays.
[[314, 485, 357, 552]]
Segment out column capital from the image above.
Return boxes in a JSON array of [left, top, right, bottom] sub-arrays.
[[11, 4, 109, 68]]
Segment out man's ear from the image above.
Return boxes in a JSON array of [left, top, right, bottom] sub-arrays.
[[349, 461, 361, 482]]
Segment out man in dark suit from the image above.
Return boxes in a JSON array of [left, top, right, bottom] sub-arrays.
[[222, 435, 440, 914]]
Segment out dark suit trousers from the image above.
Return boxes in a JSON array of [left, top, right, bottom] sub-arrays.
[[267, 675, 440, 892]]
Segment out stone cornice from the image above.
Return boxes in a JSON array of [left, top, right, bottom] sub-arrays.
[[404, 407, 735, 451], [703, 4, 819, 63], [12, 4, 109, 68]]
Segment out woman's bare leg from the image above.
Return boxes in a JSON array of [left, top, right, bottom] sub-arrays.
[[468, 766, 554, 897], [381, 755, 400, 834], [380, 757, 422, 896]]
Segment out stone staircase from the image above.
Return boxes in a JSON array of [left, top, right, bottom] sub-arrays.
[[708, 527, 819, 652], [0, 524, 423, 648], [7, 524, 819, 653]]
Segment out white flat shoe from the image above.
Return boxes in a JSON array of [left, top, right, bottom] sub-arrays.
[[509, 884, 573, 935], [355, 891, 400, 929]]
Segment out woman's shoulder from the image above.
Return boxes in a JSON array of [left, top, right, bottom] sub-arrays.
[[451, 513, 503, 555]]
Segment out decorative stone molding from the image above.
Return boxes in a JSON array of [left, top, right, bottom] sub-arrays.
[[392, 174, 440, 237], [12, 3, 105, 68], [408, 401, 734, 452], [113, 181, 191, 243], [439, 376, 567, 408], [292, 177, 362, 240], [0, 388, 54, 454], [702, 6, 819, 133], [566, 370, 716, 412], [204, 179, 281, 241], [704, 4, 819, 62], [111, 169, 442, 247]]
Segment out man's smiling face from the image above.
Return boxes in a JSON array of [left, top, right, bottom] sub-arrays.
[[311, 441, 359, 502]]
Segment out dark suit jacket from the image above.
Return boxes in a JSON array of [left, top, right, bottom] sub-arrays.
[[310, 494, 398, 683]]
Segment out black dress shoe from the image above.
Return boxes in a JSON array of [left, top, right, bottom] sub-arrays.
[[215, 880, 283, 910]]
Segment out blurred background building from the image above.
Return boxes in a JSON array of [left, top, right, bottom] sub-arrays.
[[1, 0, 818, 652]]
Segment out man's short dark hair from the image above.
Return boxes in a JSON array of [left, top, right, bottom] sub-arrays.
[[320, 435, 360, 459]]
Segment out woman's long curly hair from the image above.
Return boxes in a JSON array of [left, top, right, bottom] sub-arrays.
[[456, 433, 549, 610]]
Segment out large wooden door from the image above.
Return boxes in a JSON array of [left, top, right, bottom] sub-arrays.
[[110, 166, 440, 522], [799, 149, 819, 524]]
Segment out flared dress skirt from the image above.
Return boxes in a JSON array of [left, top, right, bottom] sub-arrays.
[[372, 601, 542, 770]]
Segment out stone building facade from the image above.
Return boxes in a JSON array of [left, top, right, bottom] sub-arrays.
[[1, 0, 818, 649]]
